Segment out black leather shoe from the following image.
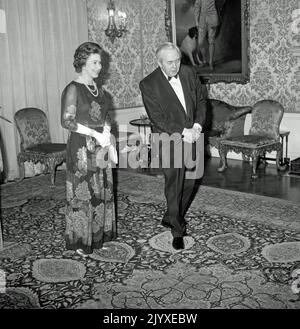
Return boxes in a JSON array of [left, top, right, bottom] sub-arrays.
[[172, 237, 184, 250], [161, 221, 173, 229], [162, 221, 188, 236]]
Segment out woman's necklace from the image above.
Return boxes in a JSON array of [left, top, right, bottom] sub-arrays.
[[77, 76, 99, 97]]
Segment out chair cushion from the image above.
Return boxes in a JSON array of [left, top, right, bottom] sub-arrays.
[[26, 143, 66, 154], [220, 135, 278, 148]]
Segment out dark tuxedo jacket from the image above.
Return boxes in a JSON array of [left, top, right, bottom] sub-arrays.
[[139, 65, 206, 136], [139, 65, 206, 169]]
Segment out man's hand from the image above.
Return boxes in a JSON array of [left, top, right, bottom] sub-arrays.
[[182, 128, 195, 143], [182, 124, 202, 143], [192, 123, 202, 141]]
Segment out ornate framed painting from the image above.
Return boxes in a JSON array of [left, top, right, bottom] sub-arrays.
[[165, 0, 250, 84]]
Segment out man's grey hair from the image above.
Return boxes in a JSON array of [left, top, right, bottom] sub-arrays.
[[155, 42, 182, 62]]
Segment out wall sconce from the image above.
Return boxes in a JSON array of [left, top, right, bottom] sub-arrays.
[[105, 0, 127, 43]]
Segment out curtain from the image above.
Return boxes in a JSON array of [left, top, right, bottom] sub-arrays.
[[0, 0, 88, 180]]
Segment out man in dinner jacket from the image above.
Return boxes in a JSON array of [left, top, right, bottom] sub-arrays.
[[139, 42, 207, 250]]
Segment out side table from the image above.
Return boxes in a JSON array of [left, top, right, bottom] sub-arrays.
[[129, 118, 152, 168], [279, 130, 290, 166], [129, 118, 152, 144]]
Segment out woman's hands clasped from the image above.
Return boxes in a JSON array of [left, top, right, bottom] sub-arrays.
[[93, 131, 111, 148], [94, 130, 118, 164]]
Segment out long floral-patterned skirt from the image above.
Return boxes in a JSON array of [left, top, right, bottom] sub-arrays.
[[65, 132, 117, 254]]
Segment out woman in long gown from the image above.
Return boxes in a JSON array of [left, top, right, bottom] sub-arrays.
[[61, 42, 117, 257]]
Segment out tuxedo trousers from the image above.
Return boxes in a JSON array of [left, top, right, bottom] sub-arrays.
[[161, 165, 196, 237]]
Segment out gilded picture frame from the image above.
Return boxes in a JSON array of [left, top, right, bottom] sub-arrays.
[[165, 0, 250, 84]]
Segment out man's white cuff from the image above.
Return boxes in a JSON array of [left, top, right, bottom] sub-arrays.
[[193, 123, 202, 132]]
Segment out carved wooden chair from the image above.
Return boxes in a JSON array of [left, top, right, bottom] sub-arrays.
[[217, 100, 286, 178], [14, 108, 66, 186], [203, 99, 253, 153]]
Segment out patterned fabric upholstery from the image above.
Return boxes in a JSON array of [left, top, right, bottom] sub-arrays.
[[220, 135, 278, 148], [204, 99, 252, 150], [223, 115, 248, 138], [14, 108, 51, 151], [249, 100, 283, 139], [14, 108, 66, 185], [218, 100, 286, 178], [26, 143, 66, 154]]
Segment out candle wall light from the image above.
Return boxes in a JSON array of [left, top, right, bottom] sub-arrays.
[[105, 0, 127, 43]]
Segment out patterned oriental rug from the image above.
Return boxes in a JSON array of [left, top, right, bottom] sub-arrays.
[[0, 170, 300, 309]]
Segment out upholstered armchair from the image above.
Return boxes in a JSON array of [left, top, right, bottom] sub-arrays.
[[14, 108, 66, 186], [217, 100, 286, 178], [203, 99, 252, 153]]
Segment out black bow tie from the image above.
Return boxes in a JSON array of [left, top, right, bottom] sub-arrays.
[[168, 74, 178, 81]]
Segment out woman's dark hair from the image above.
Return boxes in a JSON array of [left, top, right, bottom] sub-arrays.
[[73, 42, 102, 73]]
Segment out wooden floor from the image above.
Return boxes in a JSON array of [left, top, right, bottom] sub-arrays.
[[123, 156, 300, 204], [2, 156, 300, 204], [200, 157, 300, 203]]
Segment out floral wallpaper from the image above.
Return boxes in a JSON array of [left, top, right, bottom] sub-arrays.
[[88, 0, 300, 113], [87, 0, 167, 109], [209, 0, 300, 113]]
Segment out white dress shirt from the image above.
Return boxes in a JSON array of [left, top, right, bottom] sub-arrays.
[[162, 71, 187, 113], [161, 69, 202, 136]]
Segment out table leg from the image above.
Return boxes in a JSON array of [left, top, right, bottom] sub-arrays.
[[285, 135, 289, 165], [280, 134, 289, 166], [280, 135, 284, 165]]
